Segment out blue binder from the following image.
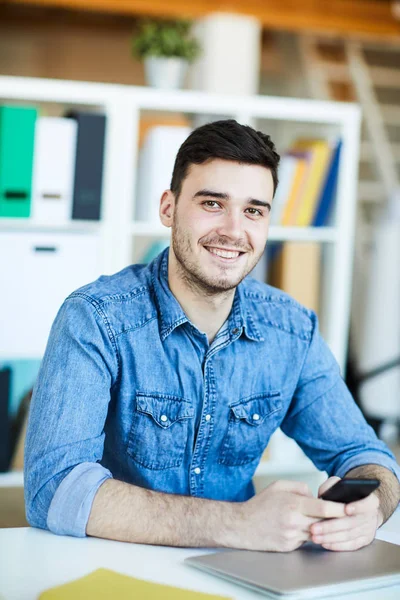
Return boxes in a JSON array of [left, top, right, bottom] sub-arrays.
[[312, 139, 342, 227], [67, 111, 106, 221]]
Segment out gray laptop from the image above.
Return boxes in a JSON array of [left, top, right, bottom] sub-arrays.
[[185, 540, 400, 599]]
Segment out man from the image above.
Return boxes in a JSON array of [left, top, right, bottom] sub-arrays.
[[25, 119, 400, 553]]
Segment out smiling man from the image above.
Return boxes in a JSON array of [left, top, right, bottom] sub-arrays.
[[25, 119, 400, 553], [162, 157, 274, 342]]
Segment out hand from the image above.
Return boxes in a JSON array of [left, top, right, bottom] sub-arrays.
[[238, 480, 346, 552], [318, 476, 341, 498], [310, 476, 382, 551]]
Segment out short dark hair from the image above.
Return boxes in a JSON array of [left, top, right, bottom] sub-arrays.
[[170, 119, 280, 200]]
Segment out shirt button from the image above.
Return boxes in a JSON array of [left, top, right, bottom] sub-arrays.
[[194, 467, 201, 475], [231, 327, 240, 335], [252, 413, 260, 421], [205, 414, 211, 422], [160, 415, 168, 422]]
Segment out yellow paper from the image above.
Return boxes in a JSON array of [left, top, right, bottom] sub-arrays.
[[39, 568, 231, 600]]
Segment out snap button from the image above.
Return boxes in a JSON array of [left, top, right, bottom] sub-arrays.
[[252, 413, 260, 421], [194, 467, 201, 475], [160, 415, 168, 422], [205, 414, 211, 422], [231, 327, 240, 335]]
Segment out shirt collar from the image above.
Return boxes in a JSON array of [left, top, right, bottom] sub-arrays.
[[150, 247, 264, 343]]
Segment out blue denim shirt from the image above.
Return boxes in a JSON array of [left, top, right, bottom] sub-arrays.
[[24, 247, 400, 537]]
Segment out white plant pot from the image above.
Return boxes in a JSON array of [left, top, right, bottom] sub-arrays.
[[144, 57, 188, 90]]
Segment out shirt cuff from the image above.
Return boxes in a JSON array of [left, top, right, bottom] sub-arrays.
[[47, 462, 113, 537], [334, 452, 400, 484]]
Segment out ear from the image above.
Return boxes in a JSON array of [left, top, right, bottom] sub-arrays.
[[159, 190, 175, 227]]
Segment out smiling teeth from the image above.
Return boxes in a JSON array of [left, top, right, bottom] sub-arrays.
[[208, 247, 240, 259]]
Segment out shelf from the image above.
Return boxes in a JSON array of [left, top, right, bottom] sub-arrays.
[[269, 226, 337, 243], [130, 222, 338, 243], [0, 471, 24, 488], [0, 219, 103, 233], [1, 221, 337, 242], [0, 75, 360, 483], [0, 76, 124, 106], [0, 76, 359, 126]]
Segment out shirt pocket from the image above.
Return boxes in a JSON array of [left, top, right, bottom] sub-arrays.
[[127, 392, 194, 470], [218, 392, 282, 467]]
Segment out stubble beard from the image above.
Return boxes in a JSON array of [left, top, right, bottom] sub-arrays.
[[171, 215, 263, 298]]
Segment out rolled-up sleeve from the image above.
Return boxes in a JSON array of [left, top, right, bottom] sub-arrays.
[[24, 293, 118, 537], [281, 312, 400, 483]]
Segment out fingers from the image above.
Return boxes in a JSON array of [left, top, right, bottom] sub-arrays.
[[310, 512, 378, 536], [309, 510, 378, 550], [287, 513, 321, 533], [279, 528, 313, 552], [321, 536, 373, 552], [310, 516, 355, 537], [302, 497, 346, 519], [345, 492, 380, 517], [318, 476, 341, 498], [313, 527, 367, 545]]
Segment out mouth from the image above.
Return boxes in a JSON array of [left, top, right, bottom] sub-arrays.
[[203, 246, 245, 263]]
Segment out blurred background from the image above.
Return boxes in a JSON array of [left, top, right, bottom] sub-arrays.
[[0, 0, 400, 526]]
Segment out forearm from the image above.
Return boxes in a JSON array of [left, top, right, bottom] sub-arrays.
[[344, 464, 400, 525], [86, 478, 240, 547]]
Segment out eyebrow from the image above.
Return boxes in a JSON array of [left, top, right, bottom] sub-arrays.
[[193, 189, 271, 211]]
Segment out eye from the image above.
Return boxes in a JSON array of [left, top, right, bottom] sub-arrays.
[[245, 207, 263, 217], [202, 200, 221, 209]]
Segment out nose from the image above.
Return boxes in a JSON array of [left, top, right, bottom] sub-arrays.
[[215, 209, 243, 241]]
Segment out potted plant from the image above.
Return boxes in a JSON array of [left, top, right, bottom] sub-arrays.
[[132, 18, 201, 90]]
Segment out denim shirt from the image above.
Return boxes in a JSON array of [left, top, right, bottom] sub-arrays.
[[24, 247, 400, 537]]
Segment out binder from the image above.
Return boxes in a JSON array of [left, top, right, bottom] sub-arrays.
[[67, 111, 106, 220], [135, 126, 192, 222], [0, 105, 37, 218], [280, 154, 308, 226], [292, 139, 331, 227], [0, 367, 11, 472], [31, 117, 78, 224], [270, 154, 298, 226], [269, 242, 321, 314], [0, 232, 102, 357], [312, 139, 342, 227]]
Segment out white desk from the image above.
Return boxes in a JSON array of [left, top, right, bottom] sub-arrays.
[[0, 509, 400, 600]]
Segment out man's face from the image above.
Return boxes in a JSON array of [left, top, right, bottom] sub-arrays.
[[161, 158, 274, 294]]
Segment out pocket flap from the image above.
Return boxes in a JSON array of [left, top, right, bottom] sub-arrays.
[[230, 392, 281, 425], [136, 393, 194, 428]]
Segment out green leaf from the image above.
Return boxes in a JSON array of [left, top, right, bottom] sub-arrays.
[[131, 18, 201, 63]]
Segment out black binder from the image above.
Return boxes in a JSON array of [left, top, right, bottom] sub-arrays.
[[0, 367, 11, 472], [67, 111, 106, 220]]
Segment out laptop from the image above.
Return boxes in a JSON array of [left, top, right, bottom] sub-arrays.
[[185, 540, 400, 599]]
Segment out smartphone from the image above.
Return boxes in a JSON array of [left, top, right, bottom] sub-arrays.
[[320, 478, 380, 503]]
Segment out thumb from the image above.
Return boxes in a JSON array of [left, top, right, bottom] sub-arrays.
[[318, 476, 341, 498]]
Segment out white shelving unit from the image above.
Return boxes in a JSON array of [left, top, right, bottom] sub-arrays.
[[0, 76, 361, 480]]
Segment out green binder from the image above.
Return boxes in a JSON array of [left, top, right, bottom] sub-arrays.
[[0, 105, 37, 218]]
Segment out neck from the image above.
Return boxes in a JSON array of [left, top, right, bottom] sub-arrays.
[[167, 247, 235, 343]]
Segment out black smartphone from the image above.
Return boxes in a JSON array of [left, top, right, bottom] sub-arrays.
[[319, 478, 380, 503]]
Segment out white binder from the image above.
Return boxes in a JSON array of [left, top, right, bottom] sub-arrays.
[[31, 117, 77, 223], [0, 232, 102, 358], [135, 126, 191, 222]]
